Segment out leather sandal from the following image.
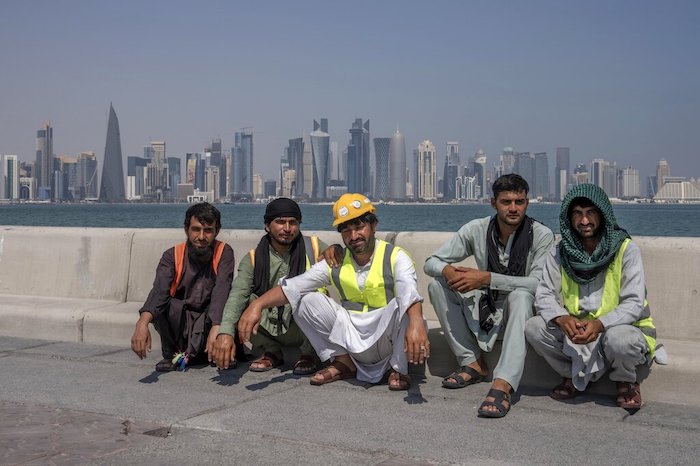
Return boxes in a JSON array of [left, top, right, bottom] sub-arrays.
[[550, 377, 581, 400], [441, 366, 485, 389], [249, 352, 284, 372], [616, 381, 643, 409], [388, 369, 411, 391], [477, 388, 511, 418], [292, 354, 321, 376], [310, 360, 355, 386]]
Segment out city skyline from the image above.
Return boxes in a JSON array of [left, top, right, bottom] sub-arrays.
[[1, 1, 699, 185]]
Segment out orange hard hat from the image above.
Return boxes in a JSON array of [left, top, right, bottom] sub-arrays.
[[332, 193, 376, 227]]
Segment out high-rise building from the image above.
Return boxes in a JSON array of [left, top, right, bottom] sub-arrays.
[[573, 163, 590, 185], [555, 147, 570, 200], [389, 129, 406, 200], [99, 104, 126, 202], [496, 147, 515, 178], [252, 173, 264, 199], [619, 167, 641, 199], [656, 158, 671, 193], [127, 156, 147, 200], [167, 157, 181, 200], [310, 119, 330, 199], [346, 118, 370, 195], [514, 152, 534, 189], [472, 150, 487, 199], [286, 137, 304, 198], [35, 122, 53, 200], [417, 140, 437, 200], [302, 133, 313, 198], [144, 141, 168, 201], [263, 180, 276, 198], [603, 161, 618, 198], [3, 155, 19, 200], [533, 152, 550, 199], [443, 142, 460, 201], [232, 129, 254, 199], [74, 151, 98, 200], [373, 137, 391, 200]]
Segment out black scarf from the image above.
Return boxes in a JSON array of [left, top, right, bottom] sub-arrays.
[[479, 215, 534, 331], [252, 233, 307, 296]]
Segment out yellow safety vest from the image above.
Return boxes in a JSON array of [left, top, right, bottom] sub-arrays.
[[329, 239, 401, 313], [561, 238, 656, 358]]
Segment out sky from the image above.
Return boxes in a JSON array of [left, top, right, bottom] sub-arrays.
[[1, 0, 699, 183]]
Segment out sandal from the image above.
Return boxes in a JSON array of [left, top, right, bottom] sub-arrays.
[[310, 360, 355, 386], [388, 370, 411, 391], [249, 352, 284, 372], [155, 358, 176, 372], [616, 381, 643, 409], [441, 366, 485, 389], [477, 388, 511, 418], [550, 377, 581, 400], [292, 354, 321, 376]]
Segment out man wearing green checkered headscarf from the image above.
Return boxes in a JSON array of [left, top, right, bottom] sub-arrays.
[[526, 184, 664, 410]]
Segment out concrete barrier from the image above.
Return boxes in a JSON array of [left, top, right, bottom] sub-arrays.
[[1, 226, 698, 405]]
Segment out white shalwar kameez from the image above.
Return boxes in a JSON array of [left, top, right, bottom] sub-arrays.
[[279, 248, 423, 383]]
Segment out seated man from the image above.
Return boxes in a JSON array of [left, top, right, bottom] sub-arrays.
[[213, 198, 326, 375], [131, 202, 234, 372], [526, 184, 664, 409], [424, 174, 554, 418], [233, 193, 430, 390]]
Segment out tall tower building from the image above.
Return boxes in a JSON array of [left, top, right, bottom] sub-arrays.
[[533, 152, 550, 199], [619, 167, 641, 198], [127, 156, 147, 200], [417, 140, 437, 200], [443, 142, 460, 201], [555, 147, 570, 200], [590, 158, 607, 188], [389, 128, 406, 200], [514, 152, 534, 189], [145, 141, 168, 201], [3, 155, 19, 200], [76, 151, 98, 199], [302, 133, 313, 198], [287, 137, 304, 198], [99, 104, 126, 202], [232, 129, 254, 199], [167, 157, 181, 200], [373, 137, 391, 200], [656, 158, 671, 193], [35, 122, 53, 200], [346, 118, 370, 195], [310, 118, 330, 199], [472, 149, 487, 199]]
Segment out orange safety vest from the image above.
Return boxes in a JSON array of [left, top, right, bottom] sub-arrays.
[[169, 240, 226, 297]]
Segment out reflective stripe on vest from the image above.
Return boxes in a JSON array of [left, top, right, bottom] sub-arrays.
[[329, 239, 399, 313], [170, 240, 225, 297], [248, 235, 319, 269], [561, 238, 656, 357]]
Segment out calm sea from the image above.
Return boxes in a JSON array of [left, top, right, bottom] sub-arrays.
[[0, 202, 698, 237]]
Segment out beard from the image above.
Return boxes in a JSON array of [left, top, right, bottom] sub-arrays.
[[187, 240, 215, 264]]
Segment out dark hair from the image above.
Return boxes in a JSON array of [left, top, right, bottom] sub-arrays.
[[336, 213, 378, 232], [492, 174, 529, 198], [184, 202, 221, 230]]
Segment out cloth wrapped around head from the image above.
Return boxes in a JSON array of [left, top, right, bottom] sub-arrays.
[[264, 197, 302, 224]]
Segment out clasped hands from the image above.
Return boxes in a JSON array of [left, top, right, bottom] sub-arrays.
[[554, 315, 604, 344], [443, 265, 490, 293]]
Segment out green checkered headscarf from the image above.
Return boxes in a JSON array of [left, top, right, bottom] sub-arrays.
[[559, 183, 630, 284]]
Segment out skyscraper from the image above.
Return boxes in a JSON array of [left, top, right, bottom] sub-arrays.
[[99, 104, 125, 202], [373, 137, 391, 200], [389, 128, 406, 200], [417, 140, 437, 200], [443, 142, 460, 201], [127, 156, 147, 200], [145, 141, 168, 201], [75, 151, 98, 200], [3, 155, 19, 200], [346, 118, 370, 195], [656, 158, 671, 193], [472, 149, 487, 199], [555, 147, 570, 200], [514, 152, 534, 189], [533, 152, 550, 199], [286, 137, 304, 198], [619, 167, 641, 198], [232, 129, 253, 199], [310, 119, 330, 199], [35, 122, 53, 200]]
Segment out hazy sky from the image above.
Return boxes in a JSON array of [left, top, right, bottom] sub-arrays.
[[1, 0, 698, 182]]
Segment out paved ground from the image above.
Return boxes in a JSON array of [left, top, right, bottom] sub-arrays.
[[1, 336, 699, 465]]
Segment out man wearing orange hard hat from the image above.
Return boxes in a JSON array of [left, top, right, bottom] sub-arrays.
[[237, 193, 429, 390]]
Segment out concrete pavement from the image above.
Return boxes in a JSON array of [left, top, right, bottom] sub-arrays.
[[1, 336, 699, 465]]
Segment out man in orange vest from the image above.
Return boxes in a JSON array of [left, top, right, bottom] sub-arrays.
[[130, 202, 235, 372]]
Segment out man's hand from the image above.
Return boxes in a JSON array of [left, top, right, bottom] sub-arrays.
[[130, 312, 153, 359], [320, 244, 343, 268], [443, 265, 490, 293], [205, 324, 220, 361], [571, 319, 604, 344], [237, 304, 263, 345], [404, 304, 430, 365], [553, 315, 581, 340], [213, 333, 236, 370]]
